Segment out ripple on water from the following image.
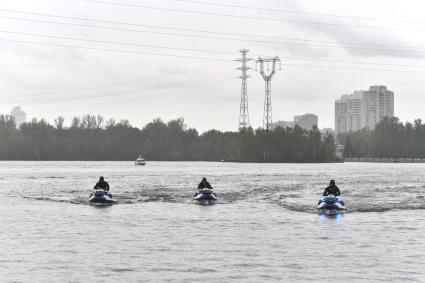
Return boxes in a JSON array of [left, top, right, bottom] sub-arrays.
[[1, 161, 425, 282]]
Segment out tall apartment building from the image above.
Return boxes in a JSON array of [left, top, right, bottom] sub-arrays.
[[335, 92, 362, 133], [10, 106, 27, 128], [335, 96, 348, 134], [294, 113, 318, 130], [335, 85, 394, 134], [362, 85, 394, 130]]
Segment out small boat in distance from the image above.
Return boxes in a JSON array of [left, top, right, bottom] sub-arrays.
[[135, 154, 146, 166]]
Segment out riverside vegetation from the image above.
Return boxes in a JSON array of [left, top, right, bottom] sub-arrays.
[[339, 117, 425, 159], [0, 114, 336, 162]]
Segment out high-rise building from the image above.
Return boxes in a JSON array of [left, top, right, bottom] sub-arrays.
[[335, 91, 362, 134], [10, 106, 26, 128], [294, 113, 318, 130], [362, 85, 394, 130], [335, 85, 394, 134], [335, 96, 348, 134]]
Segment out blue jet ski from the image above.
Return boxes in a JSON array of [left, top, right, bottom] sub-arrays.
[[89, 189, 115, 206], [317, 194, 345, 211], [193, 188, 217, 204]]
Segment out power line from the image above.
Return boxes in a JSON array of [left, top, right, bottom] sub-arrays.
[[82, 0, 425, 32], [277, 74, 336, 99], [21, 76, 236, 116], [284, 56, 425, 69], [1, 11, 425, 52], [5, 87, 149, 105], [284, 63, 425, 74], [174, 0, 425, 24], [281, 71, 345, 96], [272, 79, 325, 102], [0, 30, 235, 55], [286, 69, 346, 93], [0, 38, 231, 61], [25, 87, 177, 115], [3, 37, 425, 74], [2, 30, 425, 69], [1, 70, 235, 104]]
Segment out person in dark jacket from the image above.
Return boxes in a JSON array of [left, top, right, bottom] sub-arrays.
[[322, 180, 341, 196], [194, 177, 213, 197], [197, 177, 212, 190], [94, 176, 110, 191]]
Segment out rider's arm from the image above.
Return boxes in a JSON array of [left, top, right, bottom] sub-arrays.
[[336, 186, 341, 196]]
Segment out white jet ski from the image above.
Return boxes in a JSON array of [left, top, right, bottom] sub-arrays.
[[193, 188, 217, 204], [317, 194, 345, 211], [89, 189, 115, 206]]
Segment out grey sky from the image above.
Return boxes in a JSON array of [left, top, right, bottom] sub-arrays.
[[1, 0, 425, 132]]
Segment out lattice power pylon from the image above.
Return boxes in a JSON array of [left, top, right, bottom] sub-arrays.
[[256, 56, 281, 130], [236, 49, 252, 129]]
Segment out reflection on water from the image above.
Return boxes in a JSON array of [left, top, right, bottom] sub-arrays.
[[319, 211, 344, 224]]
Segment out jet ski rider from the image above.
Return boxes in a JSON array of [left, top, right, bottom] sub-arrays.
[[94, 176, 111, 197], [195, 177, 214, 197], [322, 180, 341, 196], [198, 177, 212, 190]]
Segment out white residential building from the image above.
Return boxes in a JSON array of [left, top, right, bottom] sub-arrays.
[[335, 92, 362, 134], [361, 85, 394, 130], [335, 96, 348, 134], [10, 106, 26, 128], [335, 85, 394, 134]]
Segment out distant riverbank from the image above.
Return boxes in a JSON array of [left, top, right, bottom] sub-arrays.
[[0, 115, 336, 163], [344, 157, 425, 163]]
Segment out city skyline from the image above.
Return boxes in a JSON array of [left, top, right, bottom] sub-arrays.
[[1, 0, 425, 132]]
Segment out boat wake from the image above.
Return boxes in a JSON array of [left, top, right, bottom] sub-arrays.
[[5, 183, 425, 213]]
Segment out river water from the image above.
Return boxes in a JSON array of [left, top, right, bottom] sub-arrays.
[[0, 161, 424, 282]]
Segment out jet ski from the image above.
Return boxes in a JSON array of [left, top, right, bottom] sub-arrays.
[[317, 194, 345, 211], [89, 189, 115, 206], [193, 188, 217, 204]]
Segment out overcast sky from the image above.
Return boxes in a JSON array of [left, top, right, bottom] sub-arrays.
[[1, 0, 425, 132]]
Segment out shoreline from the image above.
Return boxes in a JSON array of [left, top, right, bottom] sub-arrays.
[[344, 157, 425, 163]]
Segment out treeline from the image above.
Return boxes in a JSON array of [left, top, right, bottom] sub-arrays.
[[0, 114, 336, 162], [339, 116, 425, 158]]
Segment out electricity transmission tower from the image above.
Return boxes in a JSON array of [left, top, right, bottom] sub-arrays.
[[236, 49, 252, 129], [256, 56, 281, 130]]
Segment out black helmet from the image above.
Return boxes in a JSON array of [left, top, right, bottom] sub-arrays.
[[100, 176, 104, 181], [202, 177, 207, 182], [330, 180, 335, 185]]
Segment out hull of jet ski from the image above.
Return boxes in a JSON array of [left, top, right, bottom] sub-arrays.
[[89, 190, 115, 206], [317, 202, 345, 210], [317, 195, 345, 211], [194, 194, 217, 202], [193, 188, 217, 204]]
